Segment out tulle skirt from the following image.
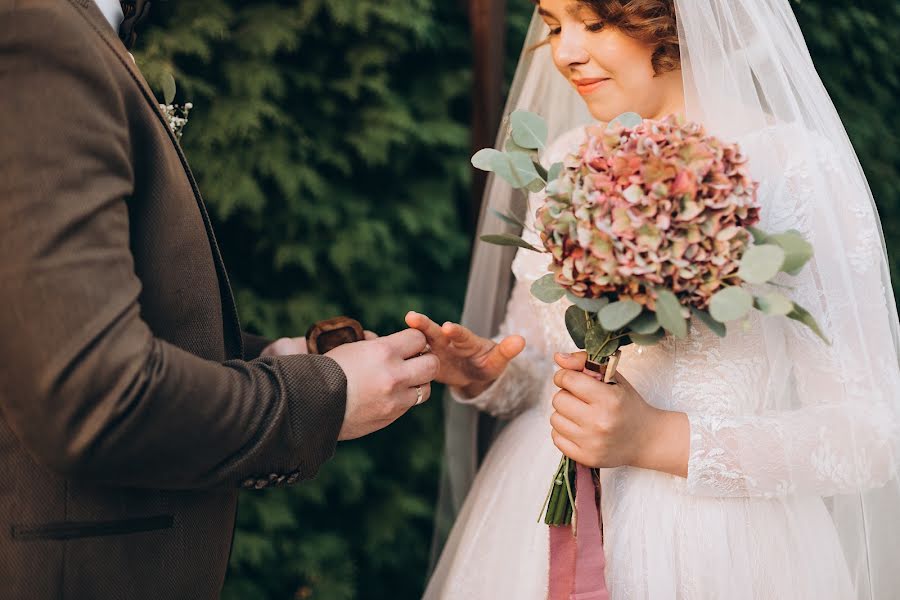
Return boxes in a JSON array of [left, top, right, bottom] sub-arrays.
[[424, 405, 855, 599]]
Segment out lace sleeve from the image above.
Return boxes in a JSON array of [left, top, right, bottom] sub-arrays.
[[685, 127, 900, 498], [450, 277, 551, 419]]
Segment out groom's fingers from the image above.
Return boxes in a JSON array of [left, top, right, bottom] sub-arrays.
[[382, 328, 429, 359], [397, 353, 441, 388], [364, 330, 378, 340]]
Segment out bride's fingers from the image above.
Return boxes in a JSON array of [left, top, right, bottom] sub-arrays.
[[442, 322, 480, 351], [554, 351, 588, 371], [405, 311, 447, 348], [495, 335, 525, 361]]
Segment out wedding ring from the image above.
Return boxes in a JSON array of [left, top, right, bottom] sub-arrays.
[[415, 385, 425, 405]]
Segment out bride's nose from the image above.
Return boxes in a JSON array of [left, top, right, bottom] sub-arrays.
[[554, 29, 590, 68]]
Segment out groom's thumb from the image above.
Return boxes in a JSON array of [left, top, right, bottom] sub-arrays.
[[554, 351, 588, 371]]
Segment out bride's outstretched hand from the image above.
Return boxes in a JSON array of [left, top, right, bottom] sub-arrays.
[[405, 311, 525, 398]]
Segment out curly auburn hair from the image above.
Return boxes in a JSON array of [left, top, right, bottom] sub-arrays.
[[580, 0, 680, 73], [535, 1, 680, 74]]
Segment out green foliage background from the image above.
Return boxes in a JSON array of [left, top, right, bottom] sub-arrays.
[[134, 1, 898, 598]]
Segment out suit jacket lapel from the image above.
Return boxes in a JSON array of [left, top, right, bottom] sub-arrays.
[[67, 0, 245, 360]]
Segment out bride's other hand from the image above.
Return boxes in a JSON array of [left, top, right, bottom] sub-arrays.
[[405, 311, 525, 398], [550, 351, 690, 477]]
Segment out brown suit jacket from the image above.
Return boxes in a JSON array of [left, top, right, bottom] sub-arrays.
[[0, 1, 348, 598]]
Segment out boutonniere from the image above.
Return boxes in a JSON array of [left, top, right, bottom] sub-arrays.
[[159, 72, 193, 140]]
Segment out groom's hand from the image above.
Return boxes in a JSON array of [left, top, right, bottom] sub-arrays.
[[326, 329, 438, 441]]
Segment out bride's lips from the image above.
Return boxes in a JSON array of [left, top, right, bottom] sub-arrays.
[[573, 77, 611, 95]]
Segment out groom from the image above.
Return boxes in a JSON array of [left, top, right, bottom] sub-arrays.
[[0, 1, 439, 598]]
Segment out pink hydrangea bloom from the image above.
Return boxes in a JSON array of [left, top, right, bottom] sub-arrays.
[[536, 115, 760, 311]]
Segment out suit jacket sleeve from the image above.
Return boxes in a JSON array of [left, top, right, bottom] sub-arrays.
[[0, 5, 347, 489]]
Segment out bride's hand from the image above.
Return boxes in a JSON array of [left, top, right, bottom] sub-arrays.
[[405, 311, 525, 398], [550, 351, 690, 477]]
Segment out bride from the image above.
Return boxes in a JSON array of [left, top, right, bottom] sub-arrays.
[[409, 0, 900, 598]]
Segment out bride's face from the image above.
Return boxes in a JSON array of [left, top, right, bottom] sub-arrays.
[[538, 0, 682, 122]]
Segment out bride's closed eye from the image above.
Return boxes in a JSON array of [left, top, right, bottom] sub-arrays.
[[544, 21, 605, 37]]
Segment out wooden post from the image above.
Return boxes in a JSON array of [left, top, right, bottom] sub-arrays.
[[468, 0, 507, 236]]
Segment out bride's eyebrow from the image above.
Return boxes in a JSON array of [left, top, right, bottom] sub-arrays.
[[537, 7, 557, 19]]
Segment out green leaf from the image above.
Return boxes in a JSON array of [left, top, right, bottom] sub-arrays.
[[655, 289, 688, 338], [480, 233, 541, 252], [738, 244, 786, 284], [629, 311, 660, 334], [630, 330, 665, 346], [471, 148, 502, 171], [787, 303, 830, 344], [748, 226, 769, 244], [490, 209, 526, 230], [754, 292, 794, 316], [510, 110, 548, 150], [504, 136, 534, 155], [691, 307, 727, 337], [565, 291, 609, 313], [533, 160, 548, 181], [547, 162, 563, 182], [767, 230, 814, 275], [565, 305, 589, 349], [506, 151, 543, 188], [709, 286, 754, 322], [162, 71, 177, 105], [608, 111, 642, 129], [531, 273, 566, 303], [598, 300, 642, 331], [587, 327, 620, 358]]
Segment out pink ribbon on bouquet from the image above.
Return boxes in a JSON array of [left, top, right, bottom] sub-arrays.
[[548, 463, 609, 600]]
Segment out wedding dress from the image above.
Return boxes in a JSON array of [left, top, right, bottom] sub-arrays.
[[424, 123, 897, 600]]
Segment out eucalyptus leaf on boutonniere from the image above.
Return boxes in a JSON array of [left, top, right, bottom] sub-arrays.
[[158, 71, 193, 140]]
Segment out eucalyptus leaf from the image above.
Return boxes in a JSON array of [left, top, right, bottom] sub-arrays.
[[738, 244, 785, 284], [471, 148, 503, 172], [788, 303, 830, 344], [768, 230, 814, 275], [162, 72, 177, 105], [584, 326, 607, 357], [597, 335, 621, 358], [505, 151, 543, 189], [504, 136, 534, 155], [510, 110, 548, 150], [598, 300, 643, 331], [490, 209, 527, 230], [547, 162, 564, 182], [629, 311, 660, 334], [608, 111, 642, 129], [480, 233, 540, 252], [655, 289, 688, 338], [565, 291, 609, 313], [709, 286, 754, 322], [533, 161, 548, 181], [630, 330, 665, 346], [531, 274, 566, 303], [526, 177, 547, 194], [691, 307, 727, 337], [754, 292, 794, 316], [748, 226, 769, 244], [565, 305, 589, 349]]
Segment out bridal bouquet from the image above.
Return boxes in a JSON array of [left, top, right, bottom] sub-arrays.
[[473, 111, 825, 527]]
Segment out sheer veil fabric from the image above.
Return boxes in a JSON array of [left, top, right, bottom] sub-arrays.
[[431, 2, 900, 598]]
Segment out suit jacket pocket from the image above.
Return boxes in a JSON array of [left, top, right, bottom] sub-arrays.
[[11, 515, 174, 541]]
